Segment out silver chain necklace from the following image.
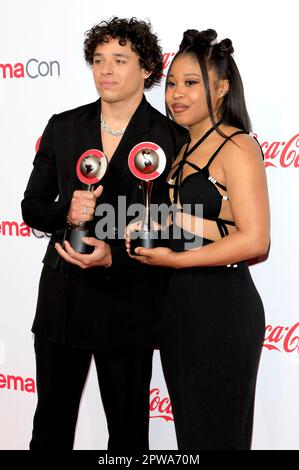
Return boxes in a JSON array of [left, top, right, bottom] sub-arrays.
[[100, 115, 126, 136]]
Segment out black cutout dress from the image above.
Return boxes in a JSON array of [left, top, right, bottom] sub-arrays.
[[160, 126, 265, 450]]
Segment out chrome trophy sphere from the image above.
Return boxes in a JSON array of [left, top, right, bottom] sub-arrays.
[[134, 149, 160, 175], [80, 154, 101, 179]]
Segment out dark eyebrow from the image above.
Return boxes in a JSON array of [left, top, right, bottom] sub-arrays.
[[93, 52, 130, 59], [167, 72, 201, 79], [183, 73, 201, 78], [113, 53, 130, 59]]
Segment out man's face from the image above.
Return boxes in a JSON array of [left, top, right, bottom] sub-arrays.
[[92, 38, 150, 104]]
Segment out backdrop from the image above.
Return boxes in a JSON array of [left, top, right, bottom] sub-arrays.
[[0, 0, 298, 450]]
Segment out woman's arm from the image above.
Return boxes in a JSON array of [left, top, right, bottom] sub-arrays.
[[174, 134, 270, 268], [129, 134, 270, 268]]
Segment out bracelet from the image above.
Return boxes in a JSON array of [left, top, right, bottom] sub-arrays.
[[66, 214, 76, 228]]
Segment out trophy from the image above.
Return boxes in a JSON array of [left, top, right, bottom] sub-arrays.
[[65, 149, 108, 254], [128, 141, 166, 251]]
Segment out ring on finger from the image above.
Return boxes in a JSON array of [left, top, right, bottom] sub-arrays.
[[82, 205, 88, 216]]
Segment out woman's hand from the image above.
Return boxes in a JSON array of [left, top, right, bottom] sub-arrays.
[[128, 245, 179, 268], [125, 220, 142, 252], [125, 220, 165, 252], [131, 246, 179, 268], [125, 221, 179, 268]]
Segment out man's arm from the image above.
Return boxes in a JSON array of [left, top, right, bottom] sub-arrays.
[[21, 115, 71, 233]]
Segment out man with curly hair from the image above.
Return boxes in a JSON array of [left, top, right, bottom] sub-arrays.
[[22, 17, 187, 451]]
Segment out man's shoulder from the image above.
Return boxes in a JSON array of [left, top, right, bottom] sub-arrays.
[[147, 101, 169, 124], [147, 102, 188, 137], [52, 99, 99, 123]]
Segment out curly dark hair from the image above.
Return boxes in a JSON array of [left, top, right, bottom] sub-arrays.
[[83, 17, 163, 89]]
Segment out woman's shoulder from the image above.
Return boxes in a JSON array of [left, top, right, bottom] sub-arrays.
[[219, 125, 263, 166], [221, 125, 261, 151], [220, 124, 248, 141]]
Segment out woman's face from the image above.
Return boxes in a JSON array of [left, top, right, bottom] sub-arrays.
[[166, 53, 224, 128]]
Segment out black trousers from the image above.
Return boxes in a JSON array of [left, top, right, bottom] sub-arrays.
[[30, 335, 153, 450], [160, 264, 265, 450]]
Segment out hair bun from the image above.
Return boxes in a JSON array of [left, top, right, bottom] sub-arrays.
[[179, 29, 200, 51], [194, 29, 217, 48], [216, 38, 234, 57], [178, 29, 233, 57], [179, 28, 218, 52]]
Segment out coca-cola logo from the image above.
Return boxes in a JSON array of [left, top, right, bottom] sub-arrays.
[[0, 220, 50, 239], [149, 388, 173, 422], [263, 323, 299, 353], [162, 52, 175, 77], [257, 134, 299, 168], [0, 59, 61, 79]]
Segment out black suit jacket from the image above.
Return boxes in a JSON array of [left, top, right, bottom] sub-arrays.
[[22, 95, 187, 350]]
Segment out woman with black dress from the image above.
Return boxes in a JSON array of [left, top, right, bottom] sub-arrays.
[[127, 28, 270, 450]]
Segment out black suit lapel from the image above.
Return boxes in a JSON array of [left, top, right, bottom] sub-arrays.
[[66, 99, 102, 194], [81, 95, 154, 192]]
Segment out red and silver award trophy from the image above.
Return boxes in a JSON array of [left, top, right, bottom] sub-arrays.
[[65, 149, 108, 254], [128, 142, 166, 251]]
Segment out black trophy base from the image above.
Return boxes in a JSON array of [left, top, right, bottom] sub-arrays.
[[65, 228, 93, 254], [130, 229, 168, 254]]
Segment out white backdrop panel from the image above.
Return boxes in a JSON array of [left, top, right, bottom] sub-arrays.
[[0, 0, 298, 450]]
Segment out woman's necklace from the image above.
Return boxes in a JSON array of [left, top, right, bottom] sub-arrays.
[[100, 115, 126, 137]]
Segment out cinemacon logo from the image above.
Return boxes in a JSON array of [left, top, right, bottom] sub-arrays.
[[0, 59, 60, 79], [0, 372, 35, 393], [0, 221, 50, 239]]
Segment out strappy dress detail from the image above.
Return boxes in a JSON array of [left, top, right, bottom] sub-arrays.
[[168, 126, 248, 243]]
